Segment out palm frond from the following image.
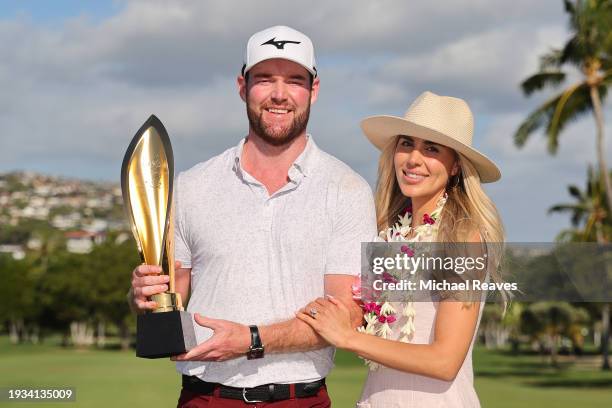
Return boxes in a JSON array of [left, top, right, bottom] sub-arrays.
[[600, 73, 612, 105], [539, 49, 563, 70], [555, 229, 584, 243], [586, 165, 597, 198], [546, 82, 586, 150], [514, 82, 592, 153], [549, 203, 588, 226], [563, 0, 576, 17], [561, 0, 612, 66], [521, 72, 566, 96], [514, 93, 561, 148], [560, 36, 584, 66], [545, 82, 591, 153], [568, 185, 583, 200], [548, 204, 587, 214]]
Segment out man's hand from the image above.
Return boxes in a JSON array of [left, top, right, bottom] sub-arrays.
[[129, 261, 183, 313], [172, 313, 251, 362]]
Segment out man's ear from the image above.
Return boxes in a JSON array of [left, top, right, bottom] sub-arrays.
[[309, 77, 320, 105], [238, 75, 247, 102]]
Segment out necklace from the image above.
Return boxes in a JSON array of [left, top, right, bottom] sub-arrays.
[[360, 193, 447, 371], [380, 193, 447, 242]]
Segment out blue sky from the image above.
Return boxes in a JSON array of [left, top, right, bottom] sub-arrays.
[[0, 0, 610, 242], [0, 0, 121, 23]]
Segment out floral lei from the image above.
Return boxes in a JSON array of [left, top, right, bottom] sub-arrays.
[[355, 193, 447, 371]]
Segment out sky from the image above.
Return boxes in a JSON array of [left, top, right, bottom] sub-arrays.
[[0, 0, 610, 242]]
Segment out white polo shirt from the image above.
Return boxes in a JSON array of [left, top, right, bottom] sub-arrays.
[[174, 135, 376, 387]]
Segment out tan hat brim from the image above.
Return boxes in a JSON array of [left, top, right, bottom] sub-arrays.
[[361, 115, 501, 183]]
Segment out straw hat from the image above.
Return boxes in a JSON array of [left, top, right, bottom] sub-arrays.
[[361, 91, 501, 183]]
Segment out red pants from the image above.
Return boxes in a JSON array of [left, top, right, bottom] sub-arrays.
[[177, 385, 331, 408]]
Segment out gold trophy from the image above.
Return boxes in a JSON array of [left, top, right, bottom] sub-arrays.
[[121, 115, 196, 358]]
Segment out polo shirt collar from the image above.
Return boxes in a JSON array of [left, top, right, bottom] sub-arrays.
[[232, 135, 318, 179]]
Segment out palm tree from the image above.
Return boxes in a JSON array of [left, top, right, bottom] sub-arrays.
[[515, 0, 612, 215], [549, 167, 611, 369], [520, 302, 587, 367], [550, 166, 611, 242]]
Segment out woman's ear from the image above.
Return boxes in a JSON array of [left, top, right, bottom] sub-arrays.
[[451, 161, 460, 176]]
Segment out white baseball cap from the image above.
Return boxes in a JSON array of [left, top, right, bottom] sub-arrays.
[[242, 25, 317, 77]]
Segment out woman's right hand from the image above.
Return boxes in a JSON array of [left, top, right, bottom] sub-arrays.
[[296, 296, 355, 349]]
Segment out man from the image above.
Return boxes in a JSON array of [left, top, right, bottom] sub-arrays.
[[129, 25, 376, 407]]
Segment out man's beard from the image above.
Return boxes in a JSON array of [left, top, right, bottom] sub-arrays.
[[247, 102, 310, 147]]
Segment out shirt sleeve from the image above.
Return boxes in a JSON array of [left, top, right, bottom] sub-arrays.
[[325, 173, 377, 276], [173, 172, 192, 268]]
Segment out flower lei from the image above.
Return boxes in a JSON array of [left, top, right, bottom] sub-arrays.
[[357, 193, 447, 371]]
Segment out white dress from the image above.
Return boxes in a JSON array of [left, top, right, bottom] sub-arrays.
[[355, 301, 484, 408], [356, 227, 485, 408]]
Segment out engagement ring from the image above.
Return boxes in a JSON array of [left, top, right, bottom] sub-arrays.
[[309, 308, 318, 318]]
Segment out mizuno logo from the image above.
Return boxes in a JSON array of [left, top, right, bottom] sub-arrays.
[[261, 37, 301, 50]]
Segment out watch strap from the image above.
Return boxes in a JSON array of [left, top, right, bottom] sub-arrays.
[[247, 325, 264, 359], [249, 325, 262, 348]]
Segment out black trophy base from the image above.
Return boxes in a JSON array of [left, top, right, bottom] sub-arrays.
[[136, 310, 197, 359]]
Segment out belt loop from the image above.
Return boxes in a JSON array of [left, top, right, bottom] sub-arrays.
[[268, 384, 275, 400], [290, 384, 296, 399], [213, 385, 221, 398]]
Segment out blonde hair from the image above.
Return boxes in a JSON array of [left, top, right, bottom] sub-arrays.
[[374, 135, 507, 305]]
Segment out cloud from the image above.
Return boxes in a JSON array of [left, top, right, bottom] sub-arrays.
[[0, 0, 610, 241]]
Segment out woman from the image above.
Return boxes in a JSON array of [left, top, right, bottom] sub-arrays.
[[297, 91, 506, 407]]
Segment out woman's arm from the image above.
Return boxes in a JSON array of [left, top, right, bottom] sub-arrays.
[[297, 298, 481, 381]]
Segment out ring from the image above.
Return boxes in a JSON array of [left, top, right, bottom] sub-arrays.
[[309, 308, 318, 318]]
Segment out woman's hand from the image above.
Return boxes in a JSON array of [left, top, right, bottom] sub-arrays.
[[296, 296, 356, 349]]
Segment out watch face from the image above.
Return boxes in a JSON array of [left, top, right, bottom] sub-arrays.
[[247, 346, 264, 360]]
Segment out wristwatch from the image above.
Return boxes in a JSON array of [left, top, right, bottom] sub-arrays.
[[246, 325, 265, 360]]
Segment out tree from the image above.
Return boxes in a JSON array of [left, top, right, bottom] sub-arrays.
[[520, 302, 590, 367], [86, 235, 140, 350], [550, 167, 612, 242], [517, 0, 612, 371], [549, 167, 612, 369], [37, 249, 95, 347], [515, 0, 612, 214], [480, 302, 523, 352], [0, 255, 38, 343]]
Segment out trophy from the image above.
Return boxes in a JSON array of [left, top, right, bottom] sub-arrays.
[[121, 115, 196, 358]]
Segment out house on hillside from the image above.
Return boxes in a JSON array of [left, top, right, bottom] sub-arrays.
[[0, 244, 25, 260], [65, 231, 106, 254]]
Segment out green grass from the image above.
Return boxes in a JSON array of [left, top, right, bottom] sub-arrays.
[[0, 338, 180, 407], [0, 337, 611, 407], [473, 347, 612, 408]]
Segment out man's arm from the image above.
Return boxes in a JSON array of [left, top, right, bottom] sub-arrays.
[[258, 172, 376, 353], [259, 274, 362, 353], [175, 266, 191, 308], [173, 274, 363, 362]]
